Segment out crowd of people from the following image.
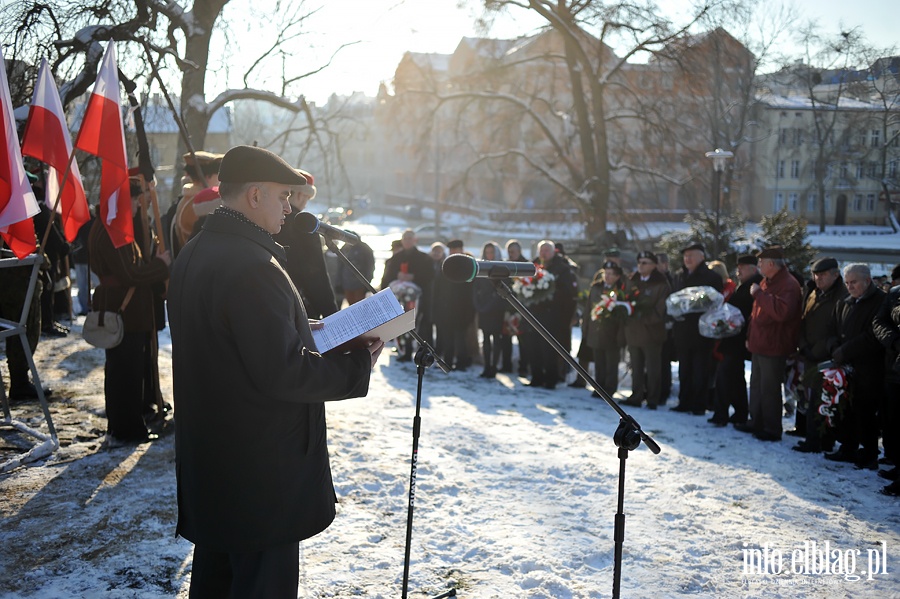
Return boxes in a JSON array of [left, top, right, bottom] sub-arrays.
[[3, 143, 900, 594], [377, 233, 900, 499]]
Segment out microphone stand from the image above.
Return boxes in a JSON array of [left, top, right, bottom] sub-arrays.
[[490, 278, 662, 599], [322, 237, 456, 599]]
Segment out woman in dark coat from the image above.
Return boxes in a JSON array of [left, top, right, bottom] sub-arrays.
[[89, 180, 171, 443], [473, 242, 506, 378]]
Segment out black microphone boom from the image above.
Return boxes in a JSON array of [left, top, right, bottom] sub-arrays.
[[295, 212, 361, 245], [442, 254, 537, 282]]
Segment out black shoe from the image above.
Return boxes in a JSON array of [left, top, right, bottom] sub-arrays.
[[824, 448, 857, 463], [568, 379, 586, 388], [753, 430, 782, 442], [784, 428, 805, 438], [670, 404, 692, 413], [879, 481, 900, 497], [591, 390, 601, 398], [792, 441, 823, 453], [41, 326, 67, 338], [107, 431, 159, 447], [708, 419, 728, 427], [646, 404, 657, 410], [733, 422, 756, 434], [526, 379, 545, 387], [691, 409, 707, 416], [855, 456, 879, 471], [878, 457, 895, 466], [621, 398, 643, 407], [498, 366, 512, 374], [543, 382, 557, 390], [8, 382, 53, 401], [878, 467, 900, 481]]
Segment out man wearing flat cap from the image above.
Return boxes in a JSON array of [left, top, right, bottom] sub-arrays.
[[791, 257, 847, 452], [738, 245, 802, 441], [670, 241, 724, 415], [168, 145, 384, 597]]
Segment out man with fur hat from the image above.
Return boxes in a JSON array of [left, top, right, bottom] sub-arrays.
[[273, 168, 340, 319], [670, 241, 724, 415], [168, 145, 384, 597]]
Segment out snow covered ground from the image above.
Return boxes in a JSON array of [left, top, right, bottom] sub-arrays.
[[2, 214, 900, 598]]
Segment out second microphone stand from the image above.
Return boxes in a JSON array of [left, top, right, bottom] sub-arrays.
[[323, 237, 456, 599], [489, 277, 662, 599]]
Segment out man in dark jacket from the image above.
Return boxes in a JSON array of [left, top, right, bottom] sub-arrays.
[[381, 229, 434, 361], [622, 251, 671, 409], [823, 263, 885, 469], [792, 257, 848, 453], [873, 265, 900, 496], [671, 242, 724, 414], [528, 240, 578, 389], [432, 239, 475, 370], [168, 146, 383, 598], [740, 246, 802, 441], [711, 255, 762, 426]]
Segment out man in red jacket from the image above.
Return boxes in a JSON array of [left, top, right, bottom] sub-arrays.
[[737, 246, 802, 441]]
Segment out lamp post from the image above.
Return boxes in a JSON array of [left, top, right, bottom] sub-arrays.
[[705, 148, 733, 257]]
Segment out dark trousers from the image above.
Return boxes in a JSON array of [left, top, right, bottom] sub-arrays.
[[838, 379, 880, 460], [104, 332, 150, 439], [481, 332, 501, 372], [528, 331, 559, 385], [630, 344, 662, 407], [499, 333, 513, 370], [748, 353, 786, 437], [883, 380, 900, 462], [592, 346, 620, 395], [713, 353, 748, 423], [190, 541, 299, 599], [660, 333, 674, 402], [676, 342, 714, 412]]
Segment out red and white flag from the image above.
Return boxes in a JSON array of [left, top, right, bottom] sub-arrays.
[[74, 42, 133, 248], [0, 47, 39, 258], [22, 58, 89, 243]]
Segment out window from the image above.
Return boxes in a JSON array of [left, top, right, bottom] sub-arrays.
[[807, 194, 817, 212], [779, 128, 789, 145], [793, 129, 803, 145], [788, 192, 799, 212], [868, 162, 879, 178], [871, 129, 881, 148], [866, 194, 876, 212], [856, 162, 865, 179], [891, 130, 899, 148], [791, 160, 800, 178], [890, 161, 898, 179], [857, 131, 867, 147], [776, 160, 785, 178], [840, 162, 849, 179], [852, 194, 863, 211], [774, 192, 785, 211]]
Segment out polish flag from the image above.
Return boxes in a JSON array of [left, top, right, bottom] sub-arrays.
[[22, 58, 89, 242], [0, 47, 39, 258], [74, 43, 133, 248]]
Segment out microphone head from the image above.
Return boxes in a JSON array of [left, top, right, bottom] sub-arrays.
[[294, 211, 319, 234], [442, 254, 476, 283]]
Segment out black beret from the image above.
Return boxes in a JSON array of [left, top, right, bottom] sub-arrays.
[[602, 260, 622, 274], [758, 245, 785, 260], [811, 257, 839, 273], [681, 241, 705, 253], [737, 254, 758, 266], [447, 239, 465, 249], [218, 146, 307, 185], [636, 250, 658, 264], [891, 263, 900, 281], [604, 247, 621, 257]]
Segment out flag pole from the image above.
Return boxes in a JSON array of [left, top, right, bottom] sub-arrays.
[[38, 147, 78, 251]]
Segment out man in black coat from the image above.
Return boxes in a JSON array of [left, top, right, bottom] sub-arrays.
[[528, 240, 578, 389], [168, 146, 383, 598], [670, 242, 724, 415], [791, 257, 848, 452], [823, 263, 885, 470], [381, 229, 434, 361], [710, 255, 762, 426], [873, 265, 900, 495]]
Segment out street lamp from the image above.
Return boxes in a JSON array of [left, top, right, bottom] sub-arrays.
[[705, 148, 733, 257]]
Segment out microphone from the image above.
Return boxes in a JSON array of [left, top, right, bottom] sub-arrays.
[[295, 212, 361, 245], [442, 254, 537, 282]]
